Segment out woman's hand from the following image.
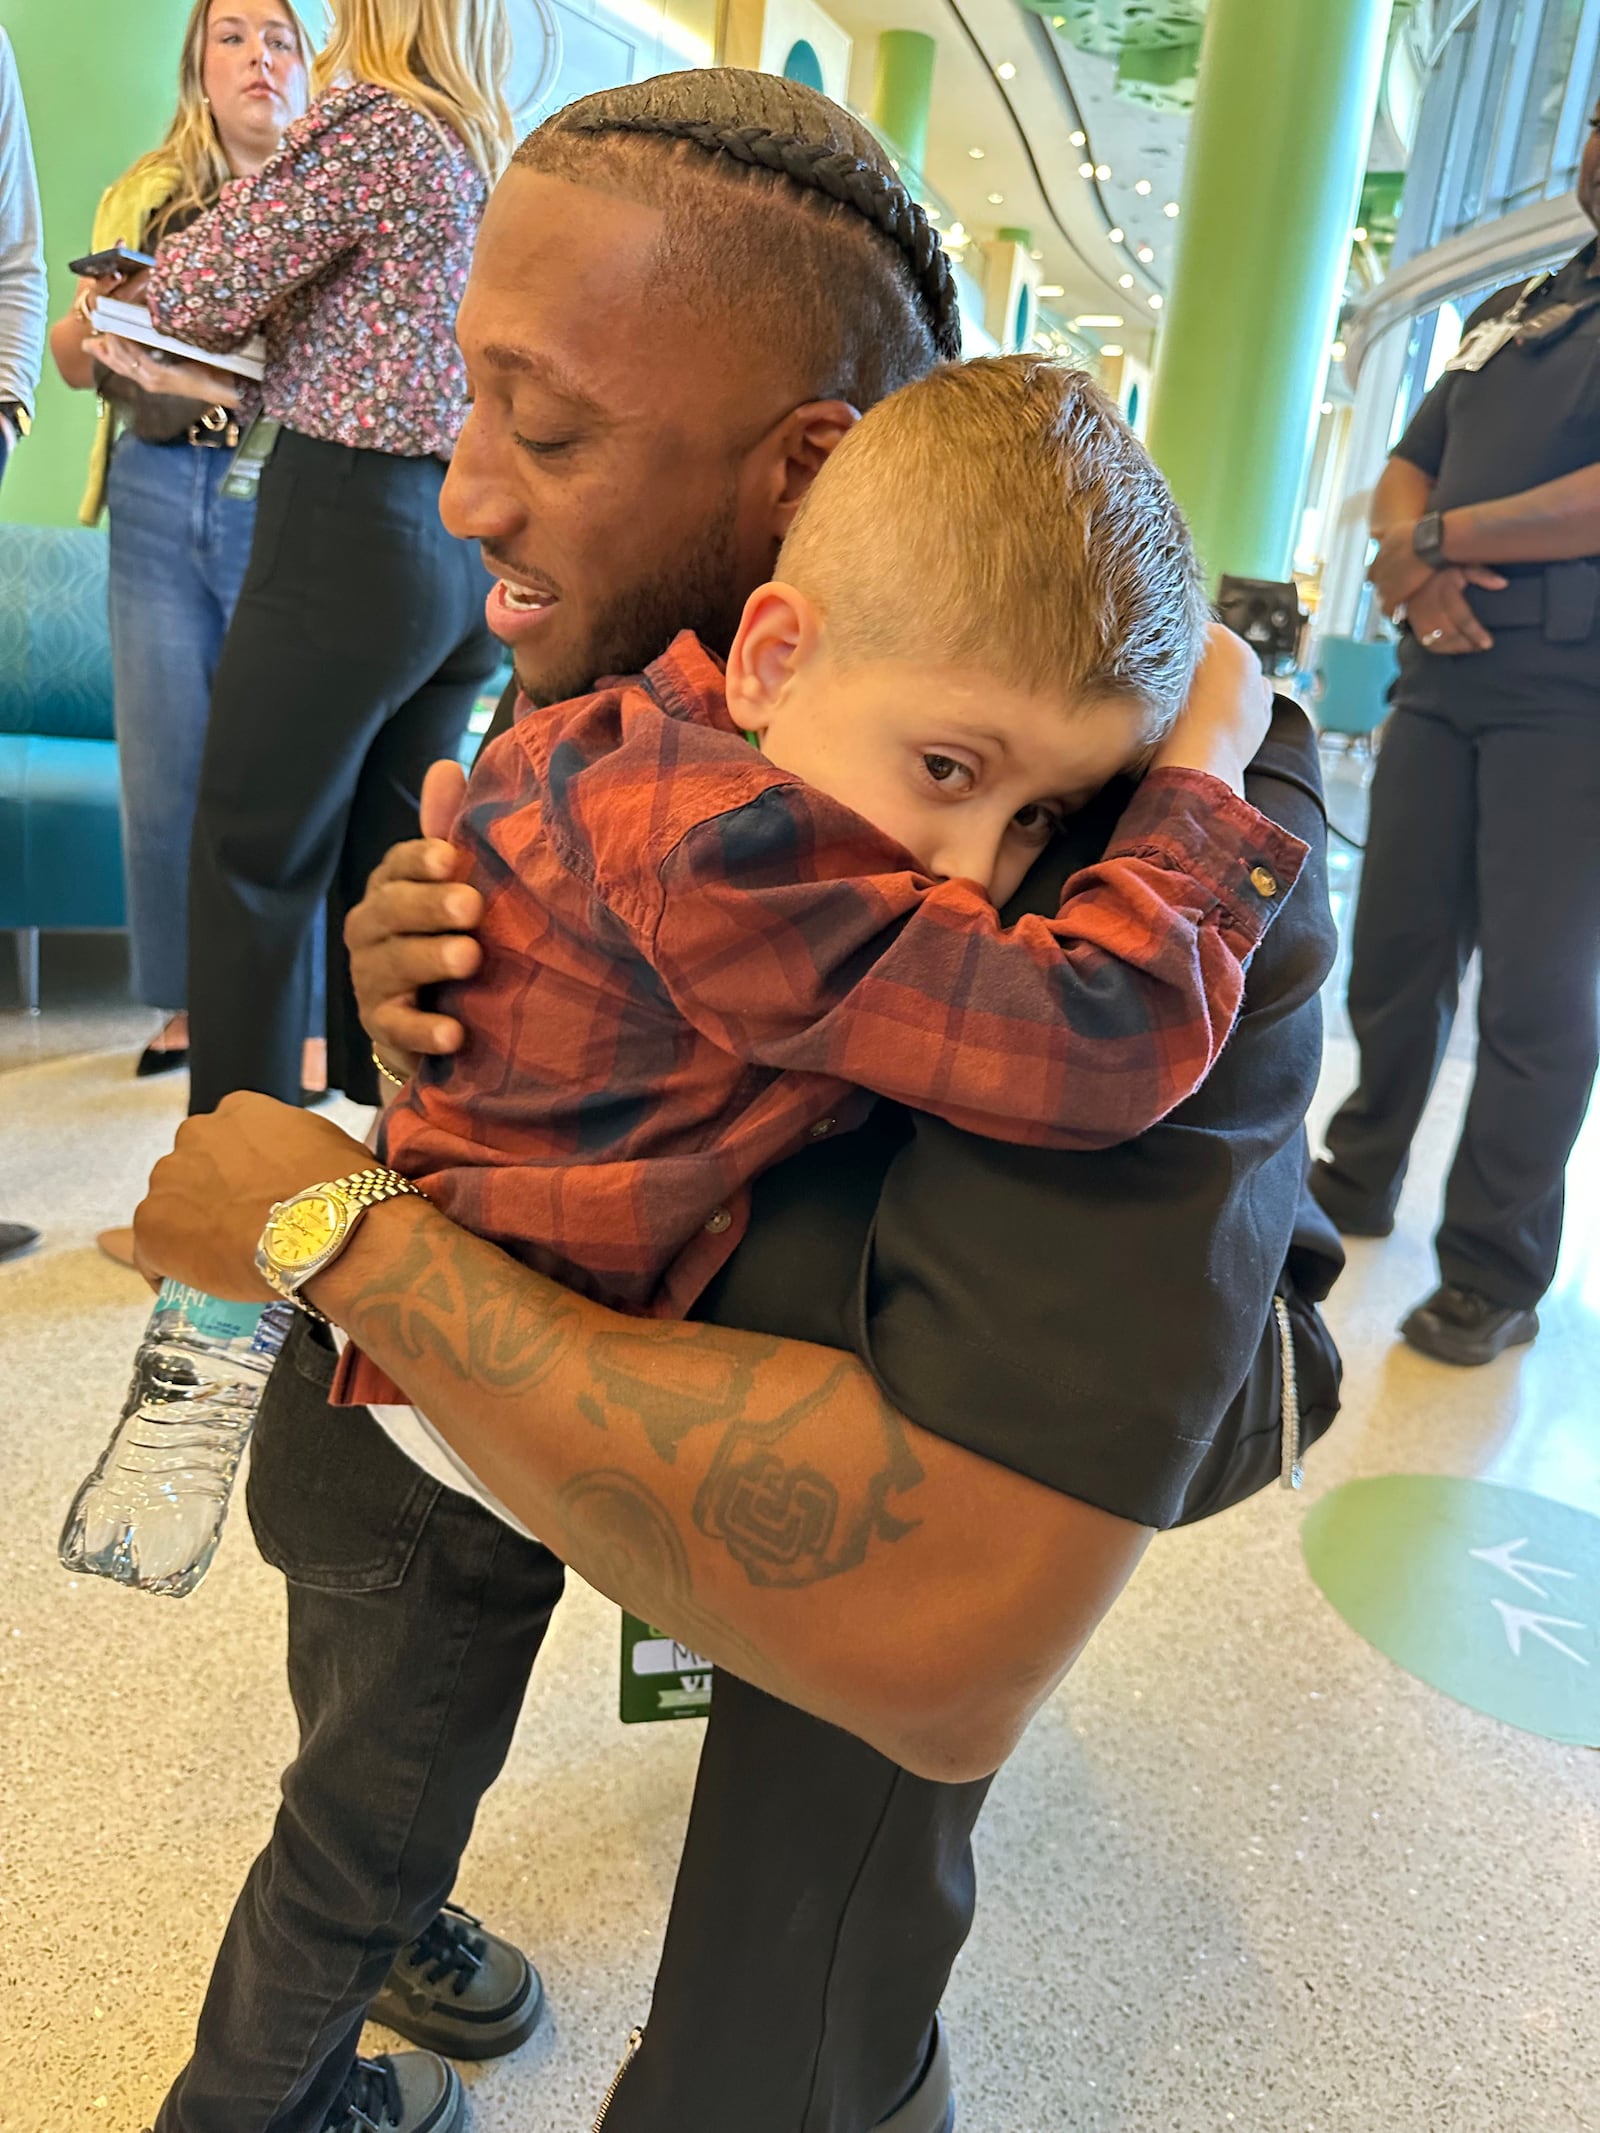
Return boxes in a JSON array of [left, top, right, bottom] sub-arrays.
[[345, 759, 482, 1082], [82, 332, 244, 408], [1403, 568, 1503, 655]]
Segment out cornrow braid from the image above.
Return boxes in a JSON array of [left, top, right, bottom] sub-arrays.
[[562, 113, 962, 365]]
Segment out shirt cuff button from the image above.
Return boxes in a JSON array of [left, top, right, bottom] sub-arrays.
[[704, 1207, 733, 1234], [1248, 864, 1279, 899], [808, 1117, 836, 1139]]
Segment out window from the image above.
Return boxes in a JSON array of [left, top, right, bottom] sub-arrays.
[[1506, 0, 1587, 201]]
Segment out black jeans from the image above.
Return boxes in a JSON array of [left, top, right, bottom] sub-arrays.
[[1320, 660, 1600, 1306], [186, 430, 498, 1113], [155, 1318, 985, 2133]]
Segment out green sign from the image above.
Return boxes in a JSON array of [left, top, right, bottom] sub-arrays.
[[1304, 1476, 1600, 1747], [619, 1612, 714, 1725]]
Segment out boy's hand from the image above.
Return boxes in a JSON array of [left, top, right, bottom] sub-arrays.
[[345, 759, 482, 1080], [1152, 623, 1274, 797]]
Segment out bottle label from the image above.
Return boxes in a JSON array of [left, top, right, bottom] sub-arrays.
[[158, 1280, 265, 1346]]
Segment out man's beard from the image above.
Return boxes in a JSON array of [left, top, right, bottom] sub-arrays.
[[518, 497, 747, 707]]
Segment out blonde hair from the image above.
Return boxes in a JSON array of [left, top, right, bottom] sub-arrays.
[[316, 0, 515, 182], [130, 0, 315, 244], [778, 356, 1209, 741]]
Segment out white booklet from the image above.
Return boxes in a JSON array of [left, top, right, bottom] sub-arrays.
[[89, 295, 266, 383]]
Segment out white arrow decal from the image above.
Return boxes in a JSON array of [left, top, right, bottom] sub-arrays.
[[1491, 1600, 1590, 1667], [1469, 1537, 1578, 1599]]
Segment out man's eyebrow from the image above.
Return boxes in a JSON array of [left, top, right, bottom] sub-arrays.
[[480, 343, 607, 418]]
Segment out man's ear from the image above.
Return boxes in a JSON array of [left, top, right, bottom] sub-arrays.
[[770, 400, 858, 536], [726, 581, 819, 734]]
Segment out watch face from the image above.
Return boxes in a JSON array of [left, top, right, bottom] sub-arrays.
[[267, 1192, 343, 1269]]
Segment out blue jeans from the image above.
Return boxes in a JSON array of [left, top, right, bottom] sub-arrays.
[[106, 433, 324, 1028]]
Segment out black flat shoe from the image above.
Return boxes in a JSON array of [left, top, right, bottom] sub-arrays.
[[1400, 1284, 1539, 1367], [135, 1041, 189, 1078]]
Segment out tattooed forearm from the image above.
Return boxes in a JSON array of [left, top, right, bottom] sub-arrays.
[[348, 1222, 585, 1394]]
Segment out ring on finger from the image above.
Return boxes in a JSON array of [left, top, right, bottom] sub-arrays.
[[1425, 627, 1445, 643]]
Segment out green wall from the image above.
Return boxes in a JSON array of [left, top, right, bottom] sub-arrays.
[[3, 0, 222, 526]]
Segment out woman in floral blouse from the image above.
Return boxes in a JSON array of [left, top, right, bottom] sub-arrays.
[[145, 0, 514, 1112]]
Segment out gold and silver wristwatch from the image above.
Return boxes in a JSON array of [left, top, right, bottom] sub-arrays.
[[255, 1167, 425, 1322]]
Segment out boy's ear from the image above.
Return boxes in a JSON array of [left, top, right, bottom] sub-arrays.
[[725, 582, 819, 733]]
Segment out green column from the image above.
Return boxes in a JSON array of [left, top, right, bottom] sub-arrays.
[[2, 0, 199, 527], [870, 29, 936, 184], [1145, 0, 1393, 586]]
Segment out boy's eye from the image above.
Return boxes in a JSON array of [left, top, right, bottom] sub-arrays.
[[1011, 801, 1064, 843], [922, 753, 974, 793]]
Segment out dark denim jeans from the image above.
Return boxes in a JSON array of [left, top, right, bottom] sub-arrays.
[[105, 434, 325, 1025], [155, 1316, 985, 2133]]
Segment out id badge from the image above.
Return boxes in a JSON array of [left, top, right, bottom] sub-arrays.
[[1445, 315, 1520, 373], [619, 1610, 714, 1723], [221, 414, 281, 502]]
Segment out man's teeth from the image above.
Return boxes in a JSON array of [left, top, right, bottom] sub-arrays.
[[501, 581, 551, 611]]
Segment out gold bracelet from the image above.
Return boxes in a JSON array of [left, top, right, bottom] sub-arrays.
[[371, 1043, 408, 1092]]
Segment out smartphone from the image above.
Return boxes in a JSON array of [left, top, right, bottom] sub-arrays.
[[67, 242, 155, 280]]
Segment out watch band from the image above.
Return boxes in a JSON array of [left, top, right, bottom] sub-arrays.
[[1412, 510, 1446, 567], [0, 400, 31, 438]]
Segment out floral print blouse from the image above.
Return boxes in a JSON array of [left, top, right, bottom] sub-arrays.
[[148, 82, 486, 459]]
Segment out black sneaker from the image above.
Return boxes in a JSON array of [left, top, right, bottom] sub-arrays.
[[875, 2015, 954, 2133], [369, 1904, 543, 2062], [1308, 1160, 1395, 1240], [321, 2053, 463, 2132], [1399, 1284, 1539, 1367]]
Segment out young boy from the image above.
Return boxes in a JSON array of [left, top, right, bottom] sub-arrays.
[[336, 357, 1305, 1408]]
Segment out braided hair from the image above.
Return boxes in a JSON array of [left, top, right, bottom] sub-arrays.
[[516, 70, 963, 389]]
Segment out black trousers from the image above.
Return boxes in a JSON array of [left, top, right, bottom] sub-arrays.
[[154, 1319, 984, 2133], [1320, 650, 1600, 1307], [186, 430, 498, 1114]]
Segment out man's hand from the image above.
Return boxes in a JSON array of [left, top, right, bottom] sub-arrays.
[[1404, 567, 1504, 655], [1152, 621, 1273, 796], [132, 1094, 376, 1301], [346, 758, 483, 1081]]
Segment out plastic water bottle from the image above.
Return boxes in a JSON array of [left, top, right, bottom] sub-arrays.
[[59, 1281, 295, 1598]]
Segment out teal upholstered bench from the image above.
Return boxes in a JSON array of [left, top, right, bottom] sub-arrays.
[[0, 524, 122, 1012]]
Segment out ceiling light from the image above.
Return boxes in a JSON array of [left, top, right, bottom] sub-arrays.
[[1095, 163, 1112, 181], [926, 207, 942, 223], [1069, 129, 1086, 147], [987, 192, 1005, 205], [1136, 244, 1155, 263], [1101, 344, 1124, 358], [1029, 248, 1044, 261], [1331, 339, 1347, 360], [1148, 293, 1164, 309], [1134, 179, 1152, 196], [1053, 16, 1066, 27], [945, 223, 968, 246], [1353, 225, 1368, 242], [1163, 201, 1180, 218], [996, 60, 1016, 80], [1037, 283, 1065, 297], [1079, 161, 1095, 178], [1118, 272, 1134, 288], [1073, 314, 1123, 327], [1108, 227, 1124, 243], [1320, 400, 1334, 415], [968, 147, 985, 160]]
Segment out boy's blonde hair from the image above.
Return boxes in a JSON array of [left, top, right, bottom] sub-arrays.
[[317, 0, 515, 182], [778, 355, 1209, 743]]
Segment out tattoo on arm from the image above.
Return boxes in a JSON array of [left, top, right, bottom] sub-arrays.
[[352, 1223, 585, 1394]]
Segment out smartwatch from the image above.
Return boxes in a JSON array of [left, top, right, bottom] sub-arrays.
[[1412, 510, 1447, 568]]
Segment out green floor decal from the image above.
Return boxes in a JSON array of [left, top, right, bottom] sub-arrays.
[[1303, 1476, 1600, 1746]]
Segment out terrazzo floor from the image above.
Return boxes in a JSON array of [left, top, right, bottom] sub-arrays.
[[4, 769, 1598, 2133]]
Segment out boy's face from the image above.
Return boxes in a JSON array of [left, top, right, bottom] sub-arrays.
[[728, 587, 1150, 907]]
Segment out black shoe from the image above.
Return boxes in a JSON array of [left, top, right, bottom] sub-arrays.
[[0, 1221, 39, 1264], [135, 1041, 188, 1078], [876, 2016, 954, 2133], [369, 1903, 543, 2062], [321, 2053, 463, 2132], [1308, 1159, 1395, 1239], [1399, 1284, 1539, 1367]]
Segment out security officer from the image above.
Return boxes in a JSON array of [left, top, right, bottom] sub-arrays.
[[1311, 98, 1600, 1366]]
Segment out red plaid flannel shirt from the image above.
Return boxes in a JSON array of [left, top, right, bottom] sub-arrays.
[[336, 632, 1306, 1409]]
